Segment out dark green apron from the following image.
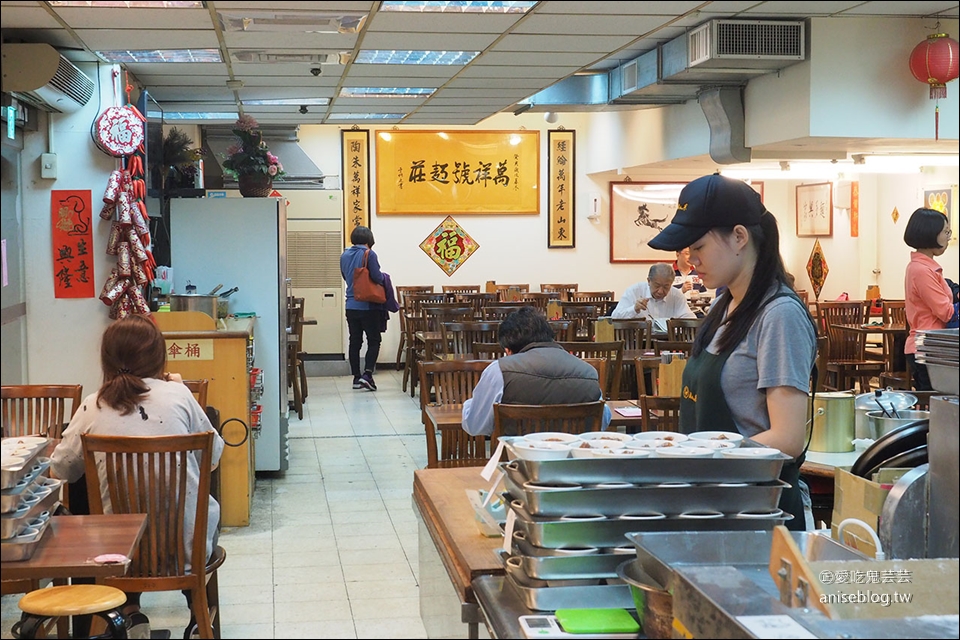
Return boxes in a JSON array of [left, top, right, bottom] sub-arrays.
[[679, 293, 808, 531]]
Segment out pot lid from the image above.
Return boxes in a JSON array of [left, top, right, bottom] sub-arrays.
[[854, 389, 917, 410]]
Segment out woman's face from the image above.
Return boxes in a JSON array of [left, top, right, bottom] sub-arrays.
[[687, 229, 744, 290], [933, 218, 951, 256]]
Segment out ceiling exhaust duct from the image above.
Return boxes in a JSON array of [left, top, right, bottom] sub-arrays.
[[699, 87, 751, 164]]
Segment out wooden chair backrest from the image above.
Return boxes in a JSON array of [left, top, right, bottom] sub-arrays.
[[653, 340, 693, 357], [472, 342, 506, 360], [493, 401, 606, 438], [455, 292, 499, 317], [422, 305, 474, 332], [406, 292, 448, 316], [634, 357, 662, 396], [1, 384, 83, 439], [440, 321, 500, 359], [814, 336, 829, 393], [582, 359, 608, 402], [666, 317, 702, 342], [418, 360, 493, 468], [559, 303, 600, 341], [481, 304, 528, 321], [82, 432, 214, 587], [522, 292, 560, 313], [547, 319, 576, 342], [442, 285, 481, 295], [816, 300, 868, 360], [639, 395, 681, 432], [612, 319, 654, 352], [794, 289, 809, 306], [540, 284, 578, 300], [182, 379, 209, 409], [495, 284, 531, 301], [557, 341, 624, 401], [572, 291, 615, 303], [882, 300, 907, 325]]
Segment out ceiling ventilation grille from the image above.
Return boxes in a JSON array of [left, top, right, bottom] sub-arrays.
[[287, 231, 342, 288], [51, 55, 95, 106], [232, 51, 332, 63], [690, 20, 804, 65]]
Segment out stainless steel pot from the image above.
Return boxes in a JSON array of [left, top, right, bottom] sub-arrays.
[[854, 390, 917, 439], [617, 559, 672, 639], [169, 294, 218, 319], [864, 410, 930, 439], [810, 392, 855, 453]]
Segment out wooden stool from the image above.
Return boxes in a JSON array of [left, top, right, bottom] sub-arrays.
[[14, 584, 128, 639]]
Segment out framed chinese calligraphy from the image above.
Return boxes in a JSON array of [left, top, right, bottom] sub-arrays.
[[375, 130, 539, 215], [341, 129, 370, 248], [609, 181, 685, 263], [419, 216, 479, 277], [51, 190, 95, 298], [548, 129, 575, 247], [796, 182, 833, 237]]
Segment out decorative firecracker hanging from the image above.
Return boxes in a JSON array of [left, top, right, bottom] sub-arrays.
[[908, 31, 960, 140]]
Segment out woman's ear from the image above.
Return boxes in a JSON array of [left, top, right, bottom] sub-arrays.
[[732, 225, 751, 251]]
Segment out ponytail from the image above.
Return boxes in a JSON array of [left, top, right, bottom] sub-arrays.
[[96, 316, 166, 415]]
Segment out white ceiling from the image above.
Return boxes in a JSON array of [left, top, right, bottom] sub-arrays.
[[1, 1, 958, 167]]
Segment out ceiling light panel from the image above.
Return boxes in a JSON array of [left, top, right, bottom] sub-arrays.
[[217, 10, 366, 33], [381, 1, 535, 13], [243, 98, 330, 106], [355, 50, 479, 65], [327, 113, 407, 120], [97, 48, 222, 63], [339, 87, 436, 98], [51, 1, 202, 7]]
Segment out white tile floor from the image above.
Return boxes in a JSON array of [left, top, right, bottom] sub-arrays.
[[2, 369, 432, 639]]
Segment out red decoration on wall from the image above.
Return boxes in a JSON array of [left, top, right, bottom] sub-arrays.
[[908, 32, 960, 140], [51, 190, 95, 298]]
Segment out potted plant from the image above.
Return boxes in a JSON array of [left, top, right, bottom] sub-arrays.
[[162, 127, 204, 189], [221, 115, 284, 197]]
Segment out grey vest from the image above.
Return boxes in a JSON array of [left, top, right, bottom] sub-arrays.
[[500, 342, 601, 406]]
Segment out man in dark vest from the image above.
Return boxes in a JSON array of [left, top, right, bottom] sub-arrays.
[[462, 306, 611, 436]]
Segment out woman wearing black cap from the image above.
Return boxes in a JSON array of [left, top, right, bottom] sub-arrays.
[[649, 174, 817, 530]]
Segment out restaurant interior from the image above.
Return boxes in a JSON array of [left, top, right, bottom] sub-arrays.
[[2, 2, 959, 639]]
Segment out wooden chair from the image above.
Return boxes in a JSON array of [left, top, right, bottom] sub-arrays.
[[639, 395, 681, 433], [816, 300, 884, 392], [540, 283, 578, 301], [814, 335, 829, 393], [559, 303, 600, 341], [582, 359, 608, 404], [635, 357, 662, 396], [82, 432, 226, 639], [557, 341, 624, 401], [481, 304, 528, 321], [418, 360, 492, 468], [410, 306, 473, 397], [182, 379, 210, 409], [439, 321, 500, 359], [878, 300, 909, 388], [1, 384, 83, 439], [286, 297, 306, 420], [495, 283, 530, 301], [795, 289, 809, 307], [395, 285, 435, 370], [455, 292, 498, 319], [612, 319, 654, 352], [666, 317, 702, 342], [493, 400, 606, 438], [653, 340, 693, 358], [442, 284, 481, 295], [547, 319, 576, 342], [401, 294, 456, 392], [572, 291, 616, 316], [472, 342, 506, 360], [522, 292, 560, 314]]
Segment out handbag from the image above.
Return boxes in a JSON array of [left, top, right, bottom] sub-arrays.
[[353, 249, 386, 304]]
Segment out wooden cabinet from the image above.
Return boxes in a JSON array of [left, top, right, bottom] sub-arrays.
[[155, 312, 254, 526]]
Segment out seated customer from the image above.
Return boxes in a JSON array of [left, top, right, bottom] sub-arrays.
[[673, 248, 708, 295], [51, 315, 224, 640], [611, 262, 696, 321], [462, 307, 611, 436]]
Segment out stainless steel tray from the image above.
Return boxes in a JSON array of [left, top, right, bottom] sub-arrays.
[[1, 459, 53, 513], [511, 534, 633, 580], [504, 463, 787, 517], [626, 530, 870, 591], [507, 441, 789, 485], [1, 441, 49, 490], [506, 496, 790, 549], [0, 510, 53, 562], [0, 478, 61, 539], [503, 571, 634, 612]]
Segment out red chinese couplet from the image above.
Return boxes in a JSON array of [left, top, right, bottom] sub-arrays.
[[51, 190, 95, 298]]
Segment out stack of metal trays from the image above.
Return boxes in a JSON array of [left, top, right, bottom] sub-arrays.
[[916, 328, 959, 394], [2, 437, 61, 561]]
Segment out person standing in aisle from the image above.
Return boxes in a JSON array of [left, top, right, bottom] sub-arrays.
[[903, 207, 957, 391], [340, 225, 385, 391]]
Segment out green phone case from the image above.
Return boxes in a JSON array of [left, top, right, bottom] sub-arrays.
[[554, 608, 640, 634]]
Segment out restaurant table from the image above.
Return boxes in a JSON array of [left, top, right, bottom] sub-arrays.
[[1, 514, 147, 582], [829, 323, 908, 373], [413, 467, 505, 639]]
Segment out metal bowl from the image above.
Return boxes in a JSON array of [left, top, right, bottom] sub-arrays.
[[616, 559, 672, 639]]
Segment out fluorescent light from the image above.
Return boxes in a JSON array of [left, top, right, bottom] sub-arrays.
[[339, 87, 435, 98], [243, 98, 329, 106], [381, 1, 535, 13], [147, 111, 237, 120], [355, 50, 478, 65], [52, 1, 201, 7], [327, 113, 406, 120], [97, 49, 221, 63], [860, 154, 960, 170]]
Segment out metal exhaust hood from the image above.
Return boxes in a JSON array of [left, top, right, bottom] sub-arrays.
[[204, 125, 325, 189]]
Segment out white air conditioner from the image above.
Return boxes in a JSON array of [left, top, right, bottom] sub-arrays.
[[1, 43, 95, 113]]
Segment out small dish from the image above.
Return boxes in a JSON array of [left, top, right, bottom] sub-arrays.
[[553, 546, 600, 555], [624, 440, 666, 450], [7, 436, 48, 447], [592, 448, 651, 458], [523, 432, 580, 445], [653, 482, 692, 488], [559, 514, 605, 522], [591, 481, 635, 488], [737, 508, 784, 519], [678, 510, 724, 519], [569, 441, 598, 458], [656, 446, 715, 458], [688, 431, 744, 446], [633, 431, 689, 442], [618, 511, 666, 520], [679, 439, 736, 450], [721, 447, 781, 459], [578, 431, 633, 443], [510, 441, 571, 461]]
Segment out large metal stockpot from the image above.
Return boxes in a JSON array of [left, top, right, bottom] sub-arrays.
[[810, 391, 855, 453], [854, 389, 917, 439], [169, 294, 218, 319]]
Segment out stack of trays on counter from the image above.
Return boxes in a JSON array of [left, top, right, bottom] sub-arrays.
[[496, 431, 790, 611], [1, 437, 62, 561], [915, 328, 959, 394]]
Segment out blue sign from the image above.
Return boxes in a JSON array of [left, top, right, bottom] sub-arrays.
[[206, 191, 227, 198], [6, 106, 15, 139]]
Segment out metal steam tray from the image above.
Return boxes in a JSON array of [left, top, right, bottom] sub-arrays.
[[503, 462, 787, 517], [1, 440, 49, 490], [510, 531, 634, 580], [0, 510, 53, 562], [0, 478, 61, 539], [506, 496, 790, 549], [506, 443, 788, 485], [1, 458, 53, 513], [502, 571, 634, 612]]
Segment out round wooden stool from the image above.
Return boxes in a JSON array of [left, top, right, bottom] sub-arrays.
[[13, 584, 128, 639]]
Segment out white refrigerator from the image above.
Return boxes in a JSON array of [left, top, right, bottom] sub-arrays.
[[170, 197, 289, 471]]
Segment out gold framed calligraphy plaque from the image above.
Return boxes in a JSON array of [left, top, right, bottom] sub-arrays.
[[548, 129, 575, 248], [341, 129, 370, 248]]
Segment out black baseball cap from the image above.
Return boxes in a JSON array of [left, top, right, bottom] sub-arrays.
[[648, 174, 766, 251]]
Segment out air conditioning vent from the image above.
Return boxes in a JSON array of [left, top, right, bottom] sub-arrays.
[[50, 56, 95, 106], [689, 20, 804, 66], [232, 51, 333, 64], [621, 60, 638, 94], [1, 43, 94, 113], [287, 230, 342, 288]]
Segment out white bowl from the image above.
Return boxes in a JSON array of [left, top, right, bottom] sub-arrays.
[[633, 431, 689, 442], [688, 431, 744, 446], [523, 432, 580, 445], [592, 448, 652, 459], [654, 482, 692, 488], [678, 510, 725, 519], [624, 440, 666, 450], [679, 439, 737, 450], [553, 546, 599, 555], [737, 508, 784, 519], [591, 481, 635, 489], [656, 446, 715, 458], [6, 436, 48, 447], [570, 442, 598, 458], [559, 514, 605, 521], [721, 447, 781, 459], [510, 441, 571, 461], [618, 511, 666, 520], [578, 431, 633, 443]]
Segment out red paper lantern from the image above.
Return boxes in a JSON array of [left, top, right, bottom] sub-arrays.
[[909, 33, 959, 99]]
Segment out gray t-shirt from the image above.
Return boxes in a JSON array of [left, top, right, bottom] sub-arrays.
[[707, 287, 816, 438]]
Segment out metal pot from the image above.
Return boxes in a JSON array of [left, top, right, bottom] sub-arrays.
[[854, 390, 917, 439], [617, 559, 672, 639], [810, 392, 855, 453], [169, 294, 218, 319], [864, 410, 930, 440]]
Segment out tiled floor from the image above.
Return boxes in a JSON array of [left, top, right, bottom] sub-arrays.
[[2, 369, 432, 639]]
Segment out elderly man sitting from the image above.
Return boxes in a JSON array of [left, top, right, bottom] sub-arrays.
[[611, 262, 696, 321], [462, 307, 611, 436]]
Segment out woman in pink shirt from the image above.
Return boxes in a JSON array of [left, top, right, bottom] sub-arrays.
[[903, 207, 957, 390]]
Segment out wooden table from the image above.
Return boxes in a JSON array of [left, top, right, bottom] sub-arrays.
[[606, 399, 646, 432], [2, 514, 147, 582], [413, 467, 505, 639], [830, 323, 908, 372]]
